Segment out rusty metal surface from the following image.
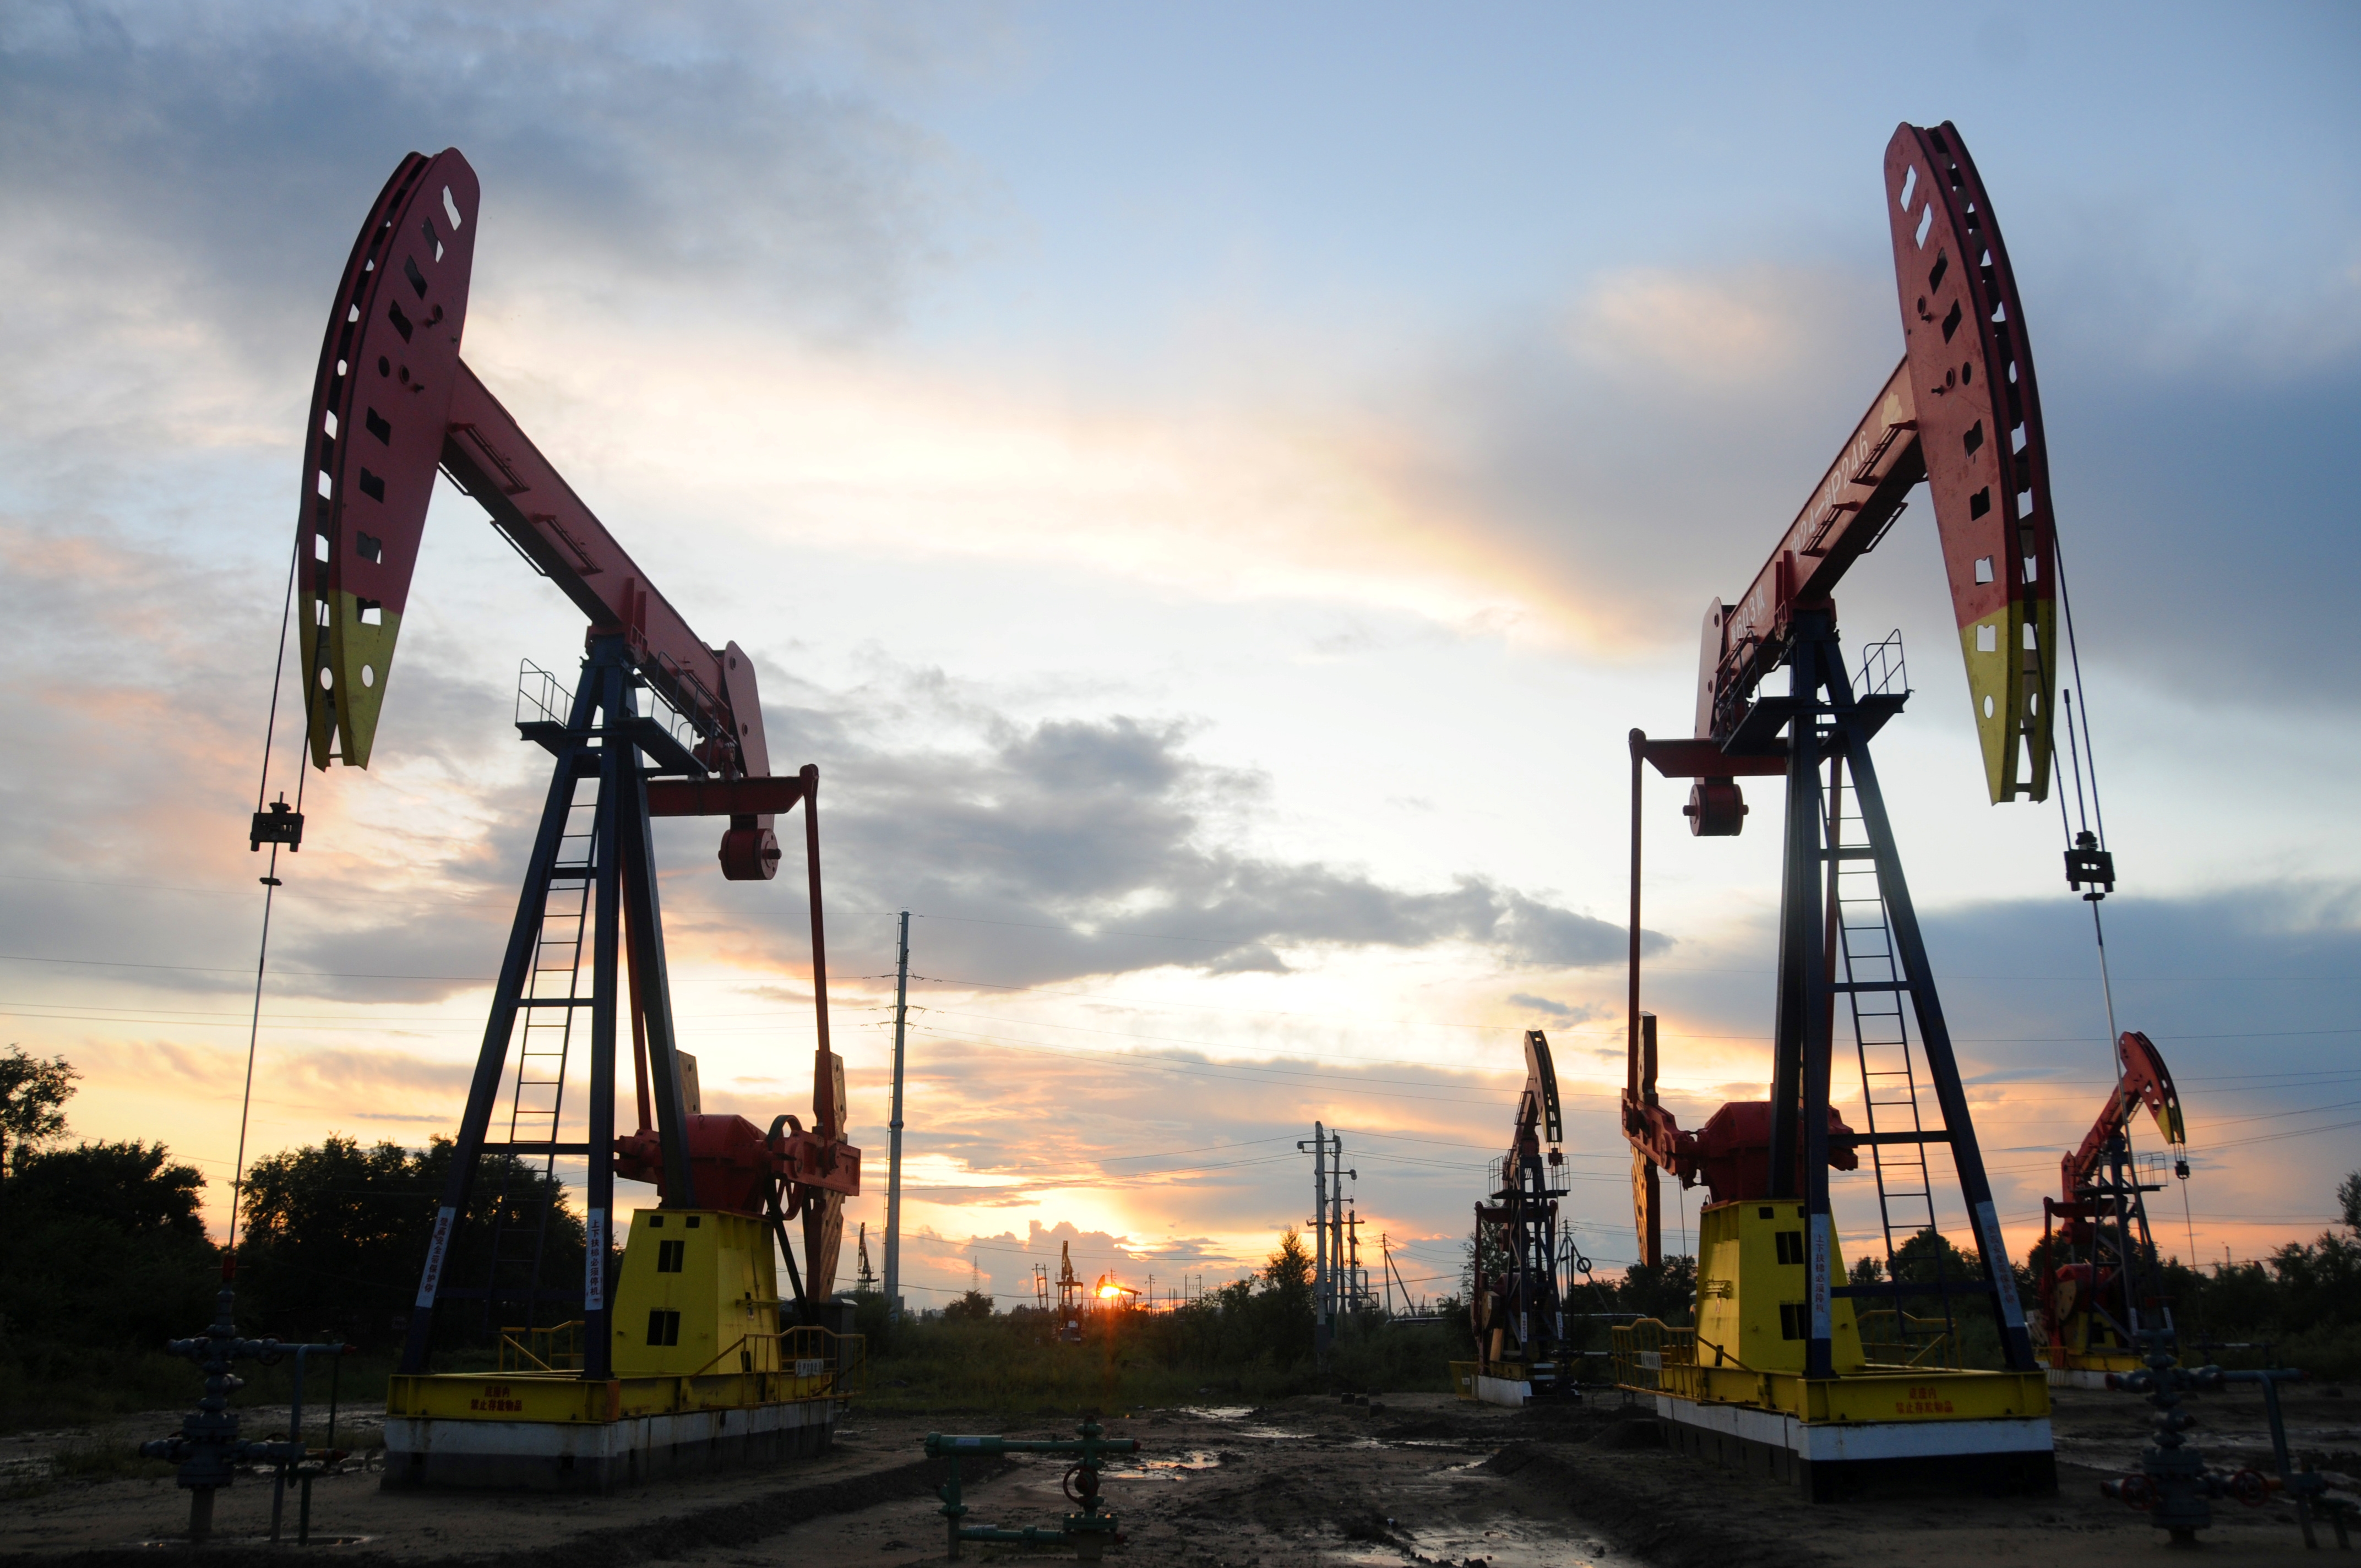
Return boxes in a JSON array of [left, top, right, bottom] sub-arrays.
[[296, 149, 480, 768]]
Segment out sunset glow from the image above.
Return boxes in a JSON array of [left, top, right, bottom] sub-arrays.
[[1, 3, 2353, 1320]]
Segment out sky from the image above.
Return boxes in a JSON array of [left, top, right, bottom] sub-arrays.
[[2, 1, 2357, 1316]]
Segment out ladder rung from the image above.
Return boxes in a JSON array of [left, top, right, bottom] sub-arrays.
[[1834, 981, 1910, 993], [518, 997, 592, 1009]]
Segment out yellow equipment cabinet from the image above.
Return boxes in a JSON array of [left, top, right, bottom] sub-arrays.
[[612, 1210, 781, 1377], [384, 1211, 862, 1492], [1615, 1202, 2052, 1500]]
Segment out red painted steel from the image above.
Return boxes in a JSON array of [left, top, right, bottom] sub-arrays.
[[1885, 122, 2058, 802], [437, 363, 768, 783], [2036, 1031, 2186, 1365], [2058, 1031, 2187, 1217], [294, 147, 790, 879], [1692, 122, 2057, 807], [645, 775, 809, 817], [613, 1113, 862, 1218], [1624, 1098, 1860, 1206], [1693, 360, 1923, 745], [1635, 738, 1789, 780], [296, 150, 480, 769]]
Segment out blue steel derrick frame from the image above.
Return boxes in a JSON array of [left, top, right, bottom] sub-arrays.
[[396, 635, 699, 1379]]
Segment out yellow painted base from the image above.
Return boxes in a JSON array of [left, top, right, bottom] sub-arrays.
[[1666, 1359, 2050, 1424], [384, 1359, 852, 1425], [1617, 1199, 2052, 1428]]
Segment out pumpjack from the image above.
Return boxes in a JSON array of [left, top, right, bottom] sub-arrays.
[[1057, 1241, 1085, 1342], [286, 148, 859, 1489], [1614, 122, 2072, 1500], [2037, 1030, 2189, 1386], [1467, 1031, 1579, 1404]]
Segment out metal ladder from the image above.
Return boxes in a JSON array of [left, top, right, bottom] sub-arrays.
[[477, 782, 599, 1329], [1825, 760, 1959, 1346]]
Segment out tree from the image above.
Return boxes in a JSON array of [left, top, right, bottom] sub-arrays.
[[2338, 1170, 2361, 1234], [238, 1135, 585, 1346], [0, 1046, 78, 1175], [4, 1139, 204, 1237], [1617, 1255, 1698, 1324], [944, 1289, 995, 1321], [0, 1140, 216, 1349], [1264, 1228, 1313, 1294]]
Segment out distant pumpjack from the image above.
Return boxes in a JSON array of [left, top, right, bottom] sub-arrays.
[[1468, 1031, 1588, 1404], [2038, 1031, 2189, 1384]]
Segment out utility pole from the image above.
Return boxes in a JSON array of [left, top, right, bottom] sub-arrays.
[[1346, 1198, 1361, 1313], [1335, 1150, 1357, 1315], [884, 911, 910, 1324], [1299, 1123, 1330, 1369]]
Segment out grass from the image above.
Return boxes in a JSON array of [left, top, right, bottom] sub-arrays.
[[856, 1311, 1464, 1419], [47, 1434, 178, 1483], [0, 1342, 407, 1437]]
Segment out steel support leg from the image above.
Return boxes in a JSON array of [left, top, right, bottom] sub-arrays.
[[399, 634, 700, 1379], [399, 661, 603, 1374], [1767, 621, 1830, 1208], [1829, 652, 2037, 1373]]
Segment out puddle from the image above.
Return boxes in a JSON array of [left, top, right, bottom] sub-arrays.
[[129, 1537, 372, 1549], [1325, 1518, 1645, 1568], [1103, 1448, 1222, 1480]]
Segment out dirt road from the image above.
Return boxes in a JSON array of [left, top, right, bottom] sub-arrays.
[[3, 1384, 2349, 1565]]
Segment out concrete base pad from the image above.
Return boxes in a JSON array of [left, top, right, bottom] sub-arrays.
[[1475, 1375, 1532, 1408], [384, 1398, 841, 1493], [1655, 1393, 2057, 1502]]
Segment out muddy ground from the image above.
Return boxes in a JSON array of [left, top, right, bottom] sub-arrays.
[[3, 1384, 2352, 1566]]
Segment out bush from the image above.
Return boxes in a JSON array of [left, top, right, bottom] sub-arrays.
[[0, 1140, 220, 1428], [237, 1135, 585, 1349], [857, 1228, 1459, 1414]]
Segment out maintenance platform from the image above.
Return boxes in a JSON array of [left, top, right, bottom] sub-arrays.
[[385, 1209, 862, 1491], [1616, 1202, 2052, 1500]]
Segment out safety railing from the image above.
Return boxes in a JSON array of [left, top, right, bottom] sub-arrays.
[[515, 660, 568, 728], [1854, 1308, 1961, 1370], [791, 1326, 867, 1398], [497, 1320, 584, 1373], [1610, 1317, 1695, 1395], [1861, 629, 1908, 698], [677, 1326, 867, 1396]]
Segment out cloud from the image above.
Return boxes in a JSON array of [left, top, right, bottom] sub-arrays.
[[1508, 992, 1600, 1023], [895, 1219, 1247, 1305], [658, 671, 1656, 986], [0, 1, 979, 360], [0, 504, 1655, 1016]]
